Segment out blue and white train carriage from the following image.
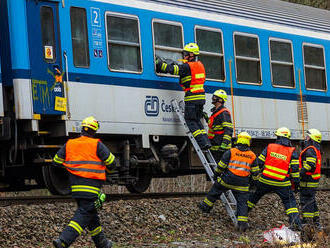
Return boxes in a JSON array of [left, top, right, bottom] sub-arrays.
[[0, 0, 329, 194]]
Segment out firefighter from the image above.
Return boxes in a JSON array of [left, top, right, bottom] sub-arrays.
[[299, 129, 322, 228], [247, 127, 302, 231], [52, 116, 116, 248], [155, 43, 211, 150], [198, 132, 258, 232], [206, 89, 233, 162]]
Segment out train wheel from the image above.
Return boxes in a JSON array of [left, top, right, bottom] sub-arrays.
[[125, 169, 152, 194], [42, 165, 70, 195]]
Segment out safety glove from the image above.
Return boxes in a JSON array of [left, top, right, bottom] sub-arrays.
[[202, 112, 209, 122], [94, 193, 106, 210]]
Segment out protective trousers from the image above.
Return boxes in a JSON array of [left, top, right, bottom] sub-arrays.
[[184, 102, 210, 149], [59, 198, 108, 248], [210, 150, 225, 163], [300, 187, 319, 225], [203, 181, 249, 224], [248, 182, 301, 229]]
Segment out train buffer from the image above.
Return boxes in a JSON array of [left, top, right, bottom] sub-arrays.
[[171, 99, 237, 227]]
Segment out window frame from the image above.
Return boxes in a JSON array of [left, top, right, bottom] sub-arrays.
[[269, 37, 295, 89], [152, 18, 184, 77], [302, 43, 327, 92], [233, 32, 262, 85], [105, 11, 143, 74], [194, 25, 226, 82], [70, 7, 90, 68], [40, 5, 56, 63]]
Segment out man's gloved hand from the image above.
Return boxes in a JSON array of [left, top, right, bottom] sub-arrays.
[[94, 193, 106, 210], [220, 142, 228, 151], [155, 56, 162, 73], [213, 171, 221, 182], [202, 112, 209, 122]]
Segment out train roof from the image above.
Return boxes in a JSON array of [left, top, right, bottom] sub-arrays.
[[142, 0, 330, 34]]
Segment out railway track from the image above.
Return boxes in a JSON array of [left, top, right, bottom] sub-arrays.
[[0, 192, 206, 206], [1, 187, 329, 206]]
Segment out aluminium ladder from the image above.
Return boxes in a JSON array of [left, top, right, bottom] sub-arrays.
[[171, 99, 238, 227]]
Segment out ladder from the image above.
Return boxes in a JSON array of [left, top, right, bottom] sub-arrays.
[[171, 99, 238, 227]]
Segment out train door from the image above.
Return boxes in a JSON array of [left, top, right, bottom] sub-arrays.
[[26, 0, 65, 115]]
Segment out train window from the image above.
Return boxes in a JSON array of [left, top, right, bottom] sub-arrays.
[[106, 13, 142, 73], [40, 6, 56, 63], [195, 26, 225, 81], [153, 20, 183, 74], [303, 44, 326, 91], [70, 7, 90, 68], [269, 39, 294, 88], [234, 33, 261, 84]]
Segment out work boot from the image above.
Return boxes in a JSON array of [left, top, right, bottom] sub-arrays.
[[52, 239, 68, 248], [237, 222, 249, 233], [198, 202, 211, 213], [92, 232, 113, 248]]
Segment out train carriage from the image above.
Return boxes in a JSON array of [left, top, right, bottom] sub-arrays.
[[0, 0, 329, 194]]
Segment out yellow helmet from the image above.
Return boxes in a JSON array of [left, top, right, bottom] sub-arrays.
[[213, 89, 228, 102], [183, 43, 200, 55], [275, 127, 291, 139], [81, 116, 99, 131], [306, 128, 322, 143], [237, 132, 252, 146]]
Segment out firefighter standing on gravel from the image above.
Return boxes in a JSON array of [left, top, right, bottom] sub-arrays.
[[247, 127, 302, 231], [155, 43, 211, 150], [52, 116, 117, 248], [299, 129, 322, 229], [205, 89, 233, 162], [198, 132, 258, 232]]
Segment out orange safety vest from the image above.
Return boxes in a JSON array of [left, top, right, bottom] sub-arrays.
[[262, 144, 295, 181], [183, 61, 205, 93], [207, 108, 230, 139], [299, 146, 321, 180], [63, 136, 106, 181], [228, 148, 256, 177]]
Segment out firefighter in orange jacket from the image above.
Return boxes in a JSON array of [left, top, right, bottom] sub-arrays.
[[247, 127, 302, 231], [299, 129, 322, 228], [52, 116, 116, 248], [155, 43, 211, 150], [206, 89, 233, 162], [198, 132, 258, 232]]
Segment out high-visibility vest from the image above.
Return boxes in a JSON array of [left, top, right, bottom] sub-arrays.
[[299, 146, 321, 180], [262, 143, 295, 181], [64, 136, 106, 181], [208, 108, 230, 139], [182, 61, 205, 93], [228, 148, 256, 177]]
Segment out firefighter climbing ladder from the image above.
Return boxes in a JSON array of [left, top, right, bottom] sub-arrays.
[[171, 100, 238, 227]]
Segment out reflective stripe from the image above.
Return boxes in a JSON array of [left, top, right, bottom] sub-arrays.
[[300, 181, 319, 188], [184, 95, 205, 101], [192, 130, 203, 137], [311, 174, 321, 179], [251, 166, 259, 172], [195, 73, 205, 79], [247, 201, 255, 208], [173, 65, 179, 75], [68, 167, 105, 174], [258, 154, 266, 162], [259, 177, 291, 186], [302, 212, 314, 218], [68, 221, 83, 235], [181, 76, 191, 83], [303, 164, 312, 170], [161, 63, 167, 71], [104, 153, 115, 165], [218, 161, 227, 169], [228, 165, 250, 172], [203, 197, 214, 207], [65, 161, 103, 165], [263, 170, 286, 180], [306, 157, 316, 162], [229, 160, 251, 167], [290, 172, 300, 178], [89, 226, 102, 237], [265, 165, 288, 174], [53, 154, 64, 164], [286, 208, 299, 215], [71, 185, 100, 195], [219, 179, 249, 192], [314, 211, 319, 217], [237, 216, 248, 222]]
